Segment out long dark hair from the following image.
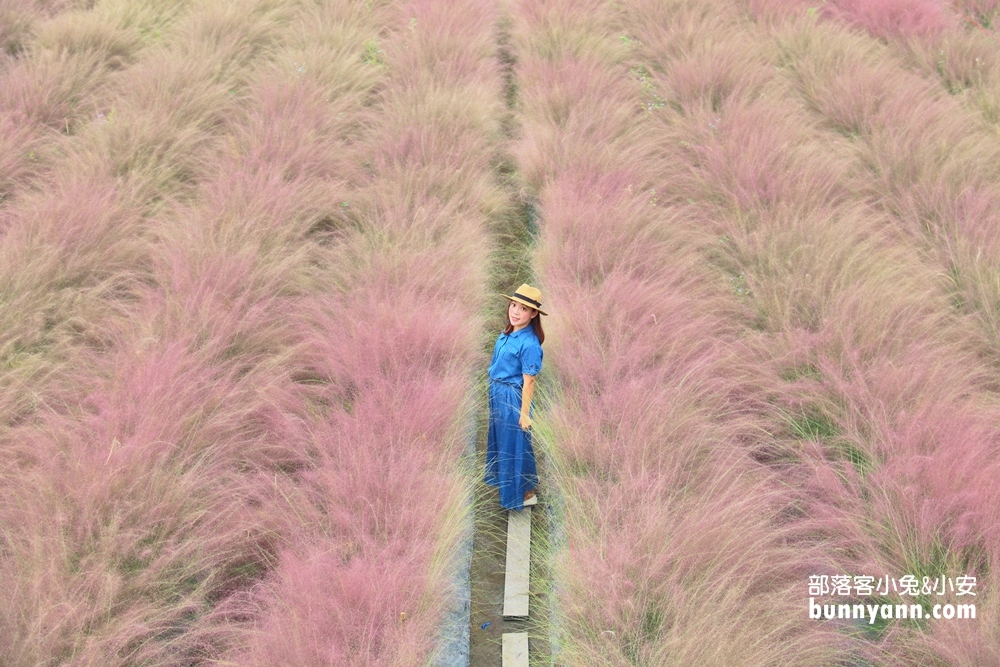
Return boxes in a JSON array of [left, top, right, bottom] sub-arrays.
[[504, 310, 545, 344]]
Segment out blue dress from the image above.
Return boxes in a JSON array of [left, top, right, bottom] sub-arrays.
[[485, 325, 543, 510]]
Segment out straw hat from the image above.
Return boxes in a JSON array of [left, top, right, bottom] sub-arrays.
[[501, 283, 548, 316]]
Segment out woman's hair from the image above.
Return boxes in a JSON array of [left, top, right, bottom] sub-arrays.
[[504, 309, 545, 344]]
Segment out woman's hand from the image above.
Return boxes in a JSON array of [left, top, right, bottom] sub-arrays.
[[519, 413, 532, 430]]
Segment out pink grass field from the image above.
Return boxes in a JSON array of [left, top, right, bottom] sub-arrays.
[[3, 0, 1000, 664], [1, 0, 504, 664], [512, 0, 1000, 664]]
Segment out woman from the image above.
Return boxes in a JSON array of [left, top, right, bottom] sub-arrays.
[[485, 283, 547, 511]]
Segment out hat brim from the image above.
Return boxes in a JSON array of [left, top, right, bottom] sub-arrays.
[[501, 293, 548, 316]]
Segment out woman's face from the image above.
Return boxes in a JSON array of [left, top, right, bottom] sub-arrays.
[[508, 300, 538, 329]]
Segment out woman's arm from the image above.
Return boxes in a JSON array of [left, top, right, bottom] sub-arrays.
[[519, 374, 536, 430]]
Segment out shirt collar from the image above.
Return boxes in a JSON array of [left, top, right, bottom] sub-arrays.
[[509, 324, 532, 337]]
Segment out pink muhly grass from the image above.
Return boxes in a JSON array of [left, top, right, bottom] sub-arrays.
[[387, 0, 500, 83], [0, 0, 185, 197], [0, 51, 107, 196], [828, 0, 1000, 133], [238, 545, 449, 667], [277, 2, 385, 98], [235, 78, 362, 183], [155, 165, 341, 293], [368, 118, 500, 214], [67, 74, 231, 200], [515, 57, 646, 192], [512, 0, 621, 62], [0, 0, 467, 663], [299, 386, 469, 548], [314, 200, 489, 322], [624, 28, 853, 217], [798, 0, 1000, 140], [807, 40, 1000, 349], [553, 471, 844, 666], [0, 1, 36, 59], [908, 588, 1000, 665], [794, 422, 1000, 664], [102, 53, 238, 139], [512, 3, 852, 663], [517, 57, 635, 136], [0, 175, 149, 288], [515, 0, 610, 33], [523, 2, 1000, 664], [0, 160, 312, 659], [294, 285, 483, 395], [706, 124, 1000, 664], [543, 283, 736, 479], [539, 291, 842, 665], [0, 115, 48, 199], [731, 202, 950, 337], [859, 86, 991, 195], [663, 39, 772, 116], [534, 256, 844, 663], [620, 0, 748, 60], [331, 0, 506, 218], [227, 294, 479, 666], [703, 123, 1000, 666], [886, 178, 1000, 266], [0, 48, 106, 131], [0, 337, 293, 664], [824, 0, 954, 39], [955, 0, 1000, 15], [949, 233, 1000, 343], [533, 169, 713, 288], [34, 9, 145, 71], [766, 12, 1000, 355], [744, 0, 814, 23], [875, 403, 1000, 556], [776, 328, 1000, 551], [680, 98, 848, 216], [0, 176, 150, 415], [213, 0, 501, 663], [926, 28, 998, 94], [776, 36, 900, 138], [693, 52, 1000, 560], [171, 0, 293, 72]]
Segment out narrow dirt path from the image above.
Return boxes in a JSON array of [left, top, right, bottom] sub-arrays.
[[466, 9, 553, 666]]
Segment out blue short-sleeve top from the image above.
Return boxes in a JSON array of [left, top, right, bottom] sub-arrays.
[[488, 325, 543, 386]]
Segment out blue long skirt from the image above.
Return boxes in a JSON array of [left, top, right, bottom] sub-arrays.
[[485, 380, 537, 511]]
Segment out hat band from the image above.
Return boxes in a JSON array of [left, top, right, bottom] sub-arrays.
[[512, 292, 542, 308]]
